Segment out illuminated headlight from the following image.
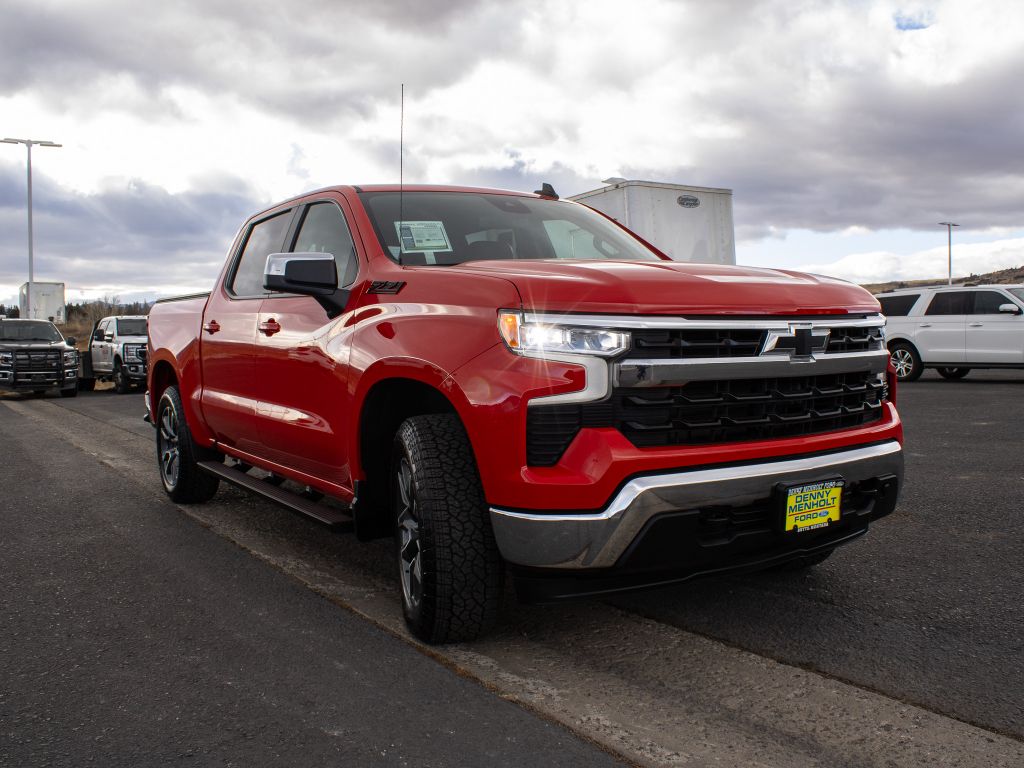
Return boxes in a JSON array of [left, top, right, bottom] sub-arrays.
[[0, 351, 12, 365], [63, 349, 78, 365], [498, 311, 629, 357]]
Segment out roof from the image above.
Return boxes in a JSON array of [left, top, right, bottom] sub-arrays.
[[876, 283, 1024, 295]]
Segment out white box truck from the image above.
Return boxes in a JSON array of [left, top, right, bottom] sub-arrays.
[[19, 281, 66, 323], [570, 180, 736, 265]]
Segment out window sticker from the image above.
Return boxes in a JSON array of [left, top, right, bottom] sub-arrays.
[[394, 221, 452, 253]]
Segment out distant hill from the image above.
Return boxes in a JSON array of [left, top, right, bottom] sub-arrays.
[[863, 265, 1024, 294]]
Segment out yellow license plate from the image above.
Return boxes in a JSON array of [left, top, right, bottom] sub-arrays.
[[784, 479, 844, 533]]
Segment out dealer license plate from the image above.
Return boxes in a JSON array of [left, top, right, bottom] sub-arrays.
[[782, 479, 844, 533]]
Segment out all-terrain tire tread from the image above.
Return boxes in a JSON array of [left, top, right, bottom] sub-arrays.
[[397, 414, 503, 643]]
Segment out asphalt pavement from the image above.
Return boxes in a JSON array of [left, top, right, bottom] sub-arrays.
[[0, 394, 623, 767], [1, 372, 1022, 766]]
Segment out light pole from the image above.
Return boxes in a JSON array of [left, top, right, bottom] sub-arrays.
[[1, 137, 62, 318], [938, 221, 959, 286]]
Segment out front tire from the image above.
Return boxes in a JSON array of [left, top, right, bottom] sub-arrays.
[[114, 361, 131, 394], [889, 342, 923, 382], [937, 367, 970, 380], [60, 385, 78, 398], [392, 414, 503, 644], [78, 377, 96, 392], [156, 385, 220, 503]]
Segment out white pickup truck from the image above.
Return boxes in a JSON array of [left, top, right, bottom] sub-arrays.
[[78, 315, 148, 393]]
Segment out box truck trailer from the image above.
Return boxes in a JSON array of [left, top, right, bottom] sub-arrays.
[[19, 282, 66, 323], [570, 180, 736, 265]]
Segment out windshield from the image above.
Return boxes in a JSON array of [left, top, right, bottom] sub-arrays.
[[116, 319, 148, 336], [1008, 288, 1024, 303], [358, 191, 663, 266], [0, 320, 62, 342]]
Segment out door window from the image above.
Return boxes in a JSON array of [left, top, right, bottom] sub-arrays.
[[924, 292, 971, 315], [970, 291, 1010, 314], [878, 294, 919, 316], [291, 203, 359, 286], [230, 211, 293, 297]]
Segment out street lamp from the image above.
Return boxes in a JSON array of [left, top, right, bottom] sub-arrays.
[[1, 137, 62, 318], [938, 221, 960, 286]]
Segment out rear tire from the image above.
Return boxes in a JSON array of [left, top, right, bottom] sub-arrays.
[[392, 414, 503, 644], [156, 385, 220, 503], [937, 367, 970, 380], [889, 342, 923, 382]]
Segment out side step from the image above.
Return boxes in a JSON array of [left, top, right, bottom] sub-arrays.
[[198, 460, 353, 528]]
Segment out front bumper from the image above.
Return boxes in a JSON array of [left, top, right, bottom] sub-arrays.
[[490, 441, 903, 597], [0, 366, 77, 391], [123, 361, 147, 380]]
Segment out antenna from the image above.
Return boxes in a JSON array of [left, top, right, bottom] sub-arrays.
[[398, 83, 405, 265]]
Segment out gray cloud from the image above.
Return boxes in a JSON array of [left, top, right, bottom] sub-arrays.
[[0, 166, 261, 302], [0, 0, 530, 124]]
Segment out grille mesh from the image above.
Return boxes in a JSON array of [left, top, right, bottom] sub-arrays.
[[526, 370, 886, 466]]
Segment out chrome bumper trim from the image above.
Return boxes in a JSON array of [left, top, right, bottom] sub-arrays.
[[490, 441, 903, 569], [616, 349, 889, 387]]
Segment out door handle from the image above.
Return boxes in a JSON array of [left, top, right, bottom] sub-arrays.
[[202, 320, 221, 334], [918, 323, 931, 328], [969, 322, 984, 327], [258, 319, 281, 336]]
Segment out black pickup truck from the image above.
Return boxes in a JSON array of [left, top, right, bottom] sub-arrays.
[[0, 319, 79, 397]]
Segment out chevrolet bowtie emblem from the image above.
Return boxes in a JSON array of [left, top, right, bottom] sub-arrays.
[[761, 324, 830, 360]]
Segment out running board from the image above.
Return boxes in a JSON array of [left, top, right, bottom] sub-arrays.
[[197, 461, 353, 528]]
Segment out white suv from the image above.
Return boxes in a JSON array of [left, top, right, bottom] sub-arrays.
[[877, 284, 1024, 381]]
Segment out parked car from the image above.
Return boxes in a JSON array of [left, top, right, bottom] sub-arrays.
[[0, 318, 79, 397], [78, 315, 148, 393], [877, 285, 1024, 381], [146, 184, 904, 643]]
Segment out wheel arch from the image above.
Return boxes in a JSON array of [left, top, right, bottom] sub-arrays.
[[352, 372, 472, 539]]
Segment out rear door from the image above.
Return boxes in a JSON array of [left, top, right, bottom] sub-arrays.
[[916, 291, 969, 364], [253, 197, 362, 487], [965, 290, 1024, 364], [200, 209, 295, 455]]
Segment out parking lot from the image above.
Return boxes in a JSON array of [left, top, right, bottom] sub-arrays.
[[2, 370, 1022, 766]]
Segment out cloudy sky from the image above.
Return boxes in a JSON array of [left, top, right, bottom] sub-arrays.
[[2, 0, 1023, 306]]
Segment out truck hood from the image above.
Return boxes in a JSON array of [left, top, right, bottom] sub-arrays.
[[456, 260, 880, 315], [0, 340, 68, 351]]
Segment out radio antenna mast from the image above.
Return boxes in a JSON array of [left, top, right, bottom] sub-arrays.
[[399, 83, 404, 264]]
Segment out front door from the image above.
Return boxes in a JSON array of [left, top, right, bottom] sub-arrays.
[[199, 209, 294, 455], [252, 198, 362, 488]]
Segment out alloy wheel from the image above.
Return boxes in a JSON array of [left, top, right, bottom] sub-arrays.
[[891, 348, 914, 379], [396, 457, 423, 610], [158, 401, 180, 488]]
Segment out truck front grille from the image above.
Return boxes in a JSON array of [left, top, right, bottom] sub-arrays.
[[526, 370, 886, 466], [625, 324, 884, 360], [14, 350, 61, 372]]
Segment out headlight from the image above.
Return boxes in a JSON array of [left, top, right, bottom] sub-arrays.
[[0, 351, 11, 365], [124, 344, 142, 361], [498, 311, 630, 357], [64, 349, 78, 365]]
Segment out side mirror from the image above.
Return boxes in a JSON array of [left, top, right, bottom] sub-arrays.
[[998, 303, 1022, 315], [66, 337, 76, 347], [264, 252, 349, 318], [93, 330, 105, 341]]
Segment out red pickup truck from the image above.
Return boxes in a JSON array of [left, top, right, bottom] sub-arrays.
[[147, 184, 904, 643]]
